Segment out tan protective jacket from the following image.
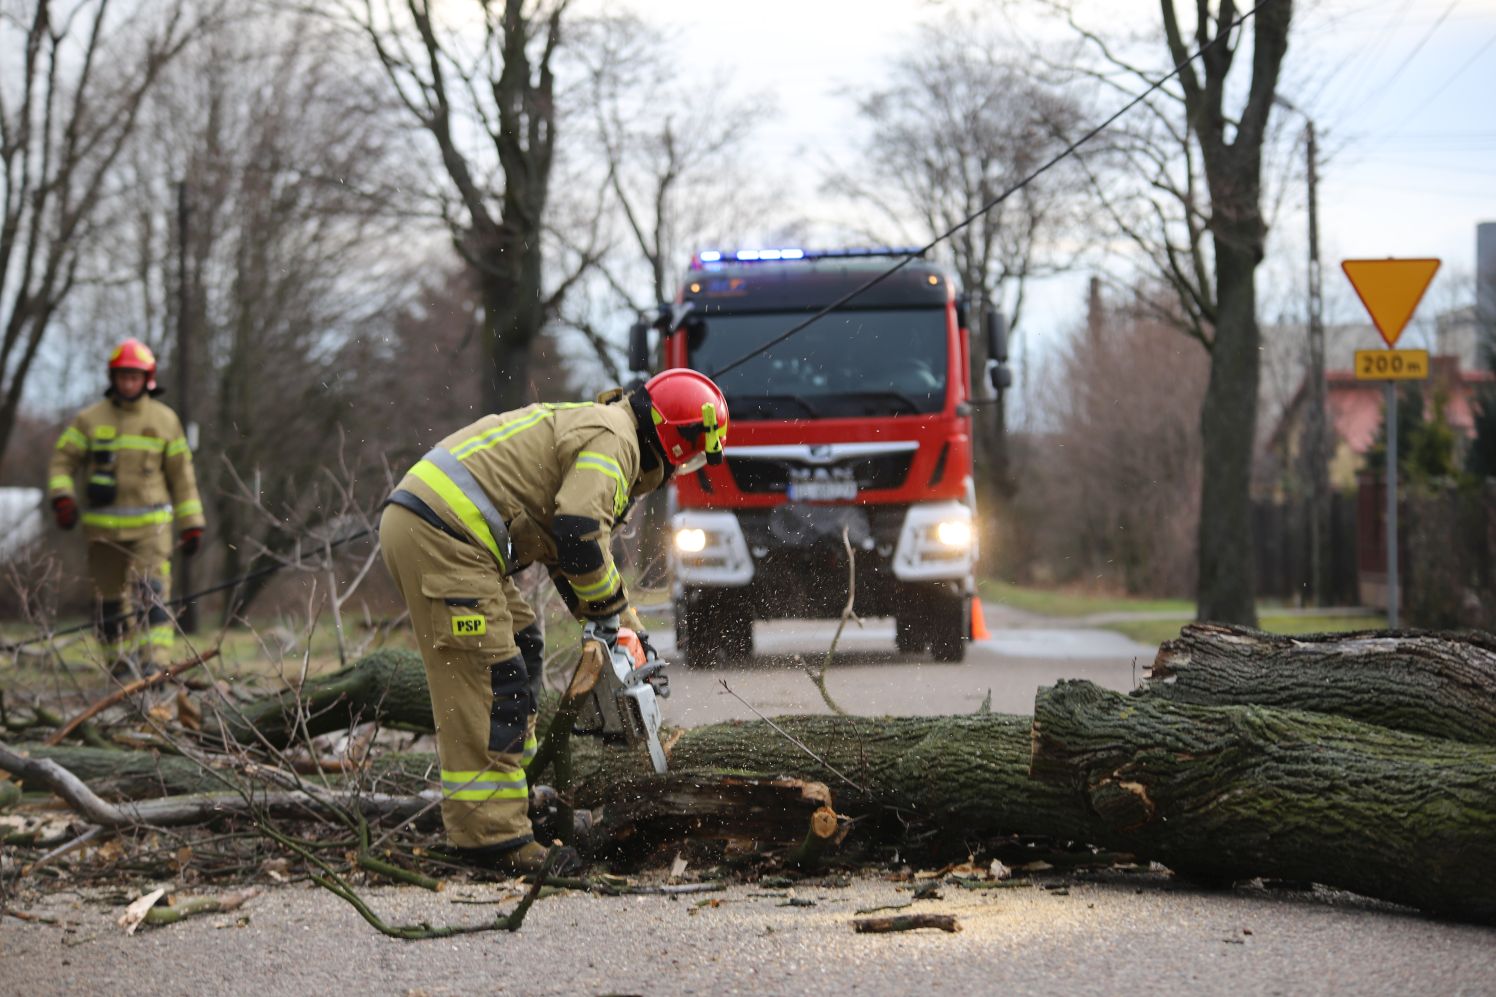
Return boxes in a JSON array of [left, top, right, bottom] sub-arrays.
[[47, 395, 206, 542], [394, 393, 663, 619]]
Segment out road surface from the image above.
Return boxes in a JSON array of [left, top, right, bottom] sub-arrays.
[[655, 601, 1158, 726]]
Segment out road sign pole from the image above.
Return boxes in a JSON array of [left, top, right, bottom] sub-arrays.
[[1342, 257, 1439, 631], [1385, 382, 1398, 629]]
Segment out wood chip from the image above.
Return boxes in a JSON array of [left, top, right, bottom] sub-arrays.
[[853, 913, 961, 934]]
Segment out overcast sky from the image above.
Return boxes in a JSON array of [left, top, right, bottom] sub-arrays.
[[624, 0, 1496, 349]]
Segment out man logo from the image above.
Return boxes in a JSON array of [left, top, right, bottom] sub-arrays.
[[452, 615, 486, 636]]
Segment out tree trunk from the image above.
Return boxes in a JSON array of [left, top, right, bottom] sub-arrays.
[[1195, 234, 1260, 625], [479, 266, 539, 414], [1145, 624, 1496, 746], [568, 714, 1101, 844], [1032, 679, 1496, 922], [213, 648, 433, 750]]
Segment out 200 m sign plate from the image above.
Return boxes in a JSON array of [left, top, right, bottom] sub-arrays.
[[1355, 349, 1430, 381]]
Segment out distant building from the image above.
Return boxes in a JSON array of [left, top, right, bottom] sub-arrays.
[[1266, 354, 1494, 492]]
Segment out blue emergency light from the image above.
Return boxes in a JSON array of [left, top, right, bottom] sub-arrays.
[[691, 246, 925, 269]]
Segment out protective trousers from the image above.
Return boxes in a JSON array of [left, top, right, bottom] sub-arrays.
[[378, 503, 540, 850], [87, 529, 174, 669]]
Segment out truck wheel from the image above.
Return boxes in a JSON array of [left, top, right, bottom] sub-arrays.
[[677, 590, 753, 668], [719, 597, 754, 663], [928, 593, 969, 663], [894, 615, 925, 655], [676, 591, 720, 669]]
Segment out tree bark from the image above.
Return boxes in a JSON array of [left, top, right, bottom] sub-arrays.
[[1032, 679, 1496, 922], [1145, 624, 1496, 746], [214, 648, 433, 750], [1195, 233, 1260, 625]]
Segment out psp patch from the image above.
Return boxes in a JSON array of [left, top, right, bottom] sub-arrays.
[[452, 615, 487, 637]]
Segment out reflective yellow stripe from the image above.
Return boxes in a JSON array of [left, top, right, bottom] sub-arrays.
[[576, 451, 628, 518], [571, 562, 621, 601], [142, 625, 175, 648], [165, 438, 189, 458], [408, 460, 505, 567], [175, 499, 203, 520], [520, 734, 538, 764], [82, 507, 173, 529], [48, 475, 73, 492], [117, 435, 166, 453], [451, 408, 553, 460], [56, 427, 87, 451], [440, 768, 527, 801]]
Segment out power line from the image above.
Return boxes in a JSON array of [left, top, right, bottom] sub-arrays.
[[709, 0, 1280, 379]]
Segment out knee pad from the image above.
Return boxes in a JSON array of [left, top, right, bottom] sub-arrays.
[[488, 654, 530, 755]]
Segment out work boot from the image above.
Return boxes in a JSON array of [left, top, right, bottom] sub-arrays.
[[436, 840, 583, 877]]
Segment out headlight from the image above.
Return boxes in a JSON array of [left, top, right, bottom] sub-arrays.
[[935, 520, 972, 547], [674, 527, 707, 553]]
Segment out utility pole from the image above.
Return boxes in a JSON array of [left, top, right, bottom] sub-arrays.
[[175, 180, 197, 634], [1304, 120, 1332, 606]]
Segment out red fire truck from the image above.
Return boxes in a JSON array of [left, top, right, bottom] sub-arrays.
[[630, 248, 1004, 667]]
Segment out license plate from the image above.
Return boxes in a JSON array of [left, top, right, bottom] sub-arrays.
[[787, 480, 858, 502]]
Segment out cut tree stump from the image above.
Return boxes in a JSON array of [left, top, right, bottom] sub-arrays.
[[1145, 624, 1496, 746], [1032, 679, 1496, 922]]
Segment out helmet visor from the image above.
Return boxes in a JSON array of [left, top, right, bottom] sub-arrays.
[[677, 451, 709, 475]]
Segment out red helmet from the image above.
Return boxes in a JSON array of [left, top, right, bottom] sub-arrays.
[[644, 369, 729, 471], [108, 338, 158, 393]]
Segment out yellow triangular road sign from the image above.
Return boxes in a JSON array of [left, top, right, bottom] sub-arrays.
[[1341, 258, 1440, 348]]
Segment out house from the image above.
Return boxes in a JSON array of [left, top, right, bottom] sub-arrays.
[[1267, 354, 1494, 492]]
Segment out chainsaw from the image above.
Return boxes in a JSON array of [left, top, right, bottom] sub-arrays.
[[571, 620, 669, 774]]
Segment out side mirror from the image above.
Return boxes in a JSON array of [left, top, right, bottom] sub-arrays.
[[984, 309, 1008, 364], [989, 364, 1013, 392], [956, 294, 970, 333], [628, 321, 650, 373]]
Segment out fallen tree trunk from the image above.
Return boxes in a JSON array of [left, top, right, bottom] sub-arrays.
[[0, 741, 436, 828], [1145, 624, 1496, 746], [1032, 679, 1496, 922], [212, 648, 434, 750]]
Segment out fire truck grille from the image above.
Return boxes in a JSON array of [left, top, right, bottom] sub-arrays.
[[726, 452, 915, 494]]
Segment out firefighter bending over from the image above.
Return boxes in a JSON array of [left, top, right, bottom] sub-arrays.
[[379, 370, 730, 874], [48, 339, 207, 677]]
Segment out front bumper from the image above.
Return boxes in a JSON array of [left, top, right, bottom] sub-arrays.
[[671, 501, 974, 618]]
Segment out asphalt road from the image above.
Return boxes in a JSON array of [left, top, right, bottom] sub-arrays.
[[655, 601, 1159, 726], [5, 872, 1493, 996]]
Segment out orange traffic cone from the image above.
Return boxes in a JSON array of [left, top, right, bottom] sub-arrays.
[[969, 597, 991, 640]]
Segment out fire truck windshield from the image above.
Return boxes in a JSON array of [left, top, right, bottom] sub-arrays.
[[688, 307, 948, 420]]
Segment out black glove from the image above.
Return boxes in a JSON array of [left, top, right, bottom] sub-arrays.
[[636, 629, 659, 664], [179, 527, 203, 558]]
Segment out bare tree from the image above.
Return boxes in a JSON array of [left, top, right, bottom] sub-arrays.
[[348, 0, 593, 413], [833, 14, 1083, 516], [1053, 0, 1294, 624], [1013, 289, 1209, 594], [76, 7, 411, 613], [0, 0, 210, 468]]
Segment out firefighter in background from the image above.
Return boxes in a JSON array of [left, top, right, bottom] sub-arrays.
[[48, 339, 206, 676], [379, 370, 729, 874]]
